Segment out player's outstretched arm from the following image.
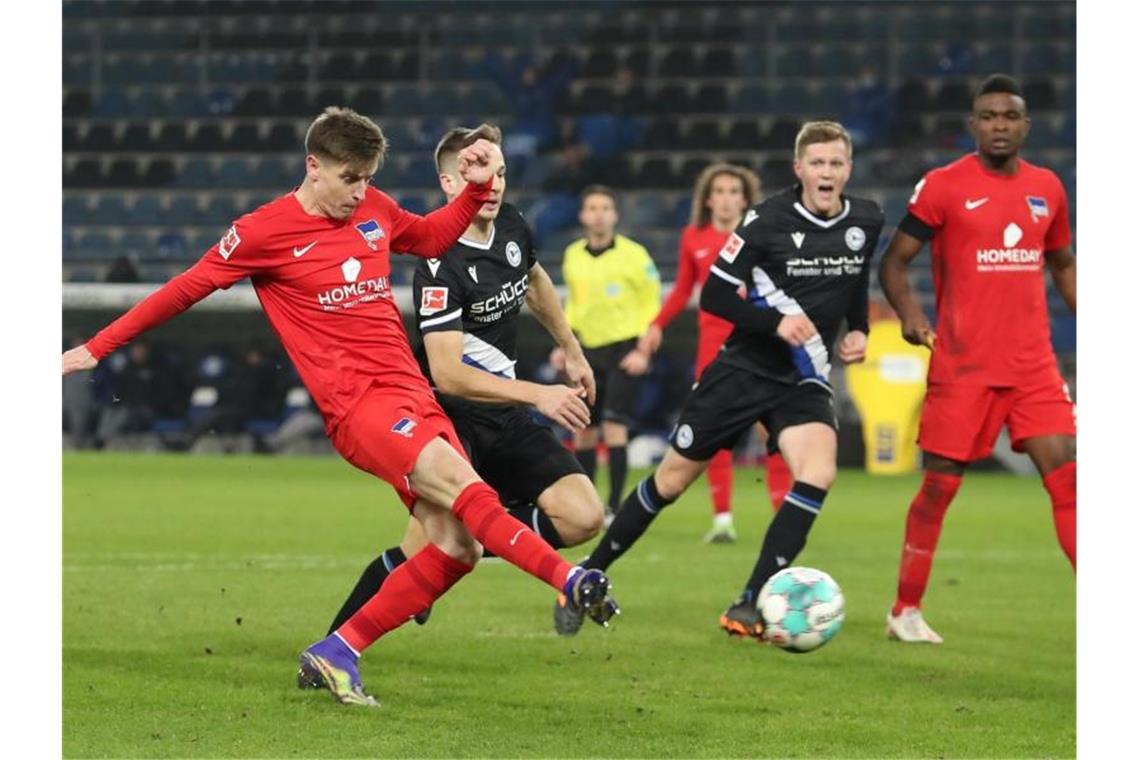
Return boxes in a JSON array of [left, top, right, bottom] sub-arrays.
[[61, 266, 219, 375], [526, 263, 596, 406], [878, 230, 936, 349], [1045, 245, 1076, 314], [644, 235, 699, 354], [423, 331, 590, 432]]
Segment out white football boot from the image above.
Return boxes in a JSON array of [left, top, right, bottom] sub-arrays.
[[886, 607, 944, 644]]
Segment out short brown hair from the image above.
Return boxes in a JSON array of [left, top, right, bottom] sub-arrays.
[[689, 163, 762, 228], [304, 106, 388, 168], [434, 123, 503, 174], [794, 120, 852, 159], [579, 184, 617, 208]]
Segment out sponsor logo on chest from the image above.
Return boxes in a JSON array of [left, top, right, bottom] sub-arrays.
[[470, 273, 529, 322], [975, 222, 1043, 272], [315, 254, 391, 309]]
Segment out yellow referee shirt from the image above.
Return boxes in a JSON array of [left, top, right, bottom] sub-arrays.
[[562, 234, 661, 349]]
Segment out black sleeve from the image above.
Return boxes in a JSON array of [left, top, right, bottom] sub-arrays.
[[700, 271, 784, 335], [412, 257, 467, 335], [897, 212, 934, 242]]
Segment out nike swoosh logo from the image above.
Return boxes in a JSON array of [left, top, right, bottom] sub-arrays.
[[293, 241, 317, 257], [964, 198, 989, 210], [509, 529, 526, 546]]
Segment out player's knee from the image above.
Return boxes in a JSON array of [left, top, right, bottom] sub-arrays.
[[563, 502, 605, 545], [433, 530, 482, 566], [795, 459, 836, 490]]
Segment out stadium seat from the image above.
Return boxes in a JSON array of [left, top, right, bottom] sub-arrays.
[[95, 194, 131, 225], [622, 48, 650, 77], [660, 48, 699, 78], [129, 89, 167, 118], [638, 157, 677, 189], [228, 123, 262, 152], [142, 159, 177, 187], [760, 157, 796, 190], [63, 195, 93, 225], [167, 89, 206, 118], [63, 89, 92, 118], [76, 230, 116, 260], [811, 83, 850, 118], [107, 158, 142, 187], [130, 194, 165, 226], [386, 85, 425, 117], [736, 46, 767, 78], [83, 123, 117, 151], [168, 195, 202, 225], [119, 231, 151, 259], [701, 48, 737, 77], [898, 44, 942, 77], [351, 88, 385, 118], [265, 122, 299, 151], [235, 87, 274, 117], [203, 195, 238, 225], [897, 79, 931, 113], [582, 49, 619, 78], [692, 84, 728, 113], [177, 157, 214, 189], [933, 81, 971, 112], [685, 120, 723, 150], [670, 195, 692, 227], [121, 123, 154, 151], [723, 119, 763, 150], [770, 84, 812, 115], [190, 123, 226, 151], [155, 231, 189, 260], [67, 158, 103, 188], [626, 194, 667, 229]]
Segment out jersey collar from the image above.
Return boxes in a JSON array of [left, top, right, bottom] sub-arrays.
[[459, 224, 496, 250], [791, 184, 851, 228]]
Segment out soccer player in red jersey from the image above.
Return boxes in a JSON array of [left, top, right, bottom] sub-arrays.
[[61, 108, 618, 706], [637, 163, 792, 543], [879, 75, 1076, 644]]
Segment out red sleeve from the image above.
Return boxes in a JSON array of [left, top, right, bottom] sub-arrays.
[[1044, 176, 1072, 251], [652, 228, 699, 329], [85, 262, 218, 360], [386, 179, 494, 258], [907, 170, 946, 230]]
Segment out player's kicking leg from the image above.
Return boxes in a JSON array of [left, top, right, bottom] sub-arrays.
[[721, 420, 836, 641], [555, 447, 707, 634]]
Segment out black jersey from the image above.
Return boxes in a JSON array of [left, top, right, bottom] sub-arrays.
[[707, 185, 884, 388], [412, 202, 538, 409]]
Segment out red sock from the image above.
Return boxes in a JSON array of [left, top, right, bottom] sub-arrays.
[[452, 481, 574, 591], [766, 452, 792, 512], [1043, 461, 1076, 570], [707, 449, 733, 516], [892, 470, 962, 615], [337, 543, 472, 652]]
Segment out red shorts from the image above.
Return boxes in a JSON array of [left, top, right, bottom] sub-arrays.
[[329, 385, 467, 510], [918, 376, 1076, 462]]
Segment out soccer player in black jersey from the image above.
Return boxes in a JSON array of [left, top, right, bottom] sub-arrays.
[[554, 121, 883, 639], [322, 124, 615, 634]]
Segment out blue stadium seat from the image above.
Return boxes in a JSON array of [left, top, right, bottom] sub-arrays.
[[670, 196, 691, 227], [974, 44, 1014, 74], [91, 89, 131, 118], [63, 195, 93, 225], [774, 46, 820, 77], [76, 230, 115, 260], [93, 194, 130, 225], [155, 231, 188, 260], [177, 158, 215, 189], [119, 231, 151, 259], [811, 83, 850, 117], [897, 44, 942, 77], [396, 194, 428, 216], [167, 89, 206, 118], [168, 195, 202, 225], [386, 85, 425, 117], [130, 195, 165, 226], [203, 196, 238, 226]]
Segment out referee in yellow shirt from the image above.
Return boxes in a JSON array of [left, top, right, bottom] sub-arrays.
[[554, 185, 661, 521]]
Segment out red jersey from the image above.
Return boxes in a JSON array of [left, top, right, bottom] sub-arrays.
[[652, 224, 734, 345], [86, 182, 490, 430], [907, 154, 1071, 386]]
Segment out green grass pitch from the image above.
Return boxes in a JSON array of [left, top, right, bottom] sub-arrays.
[[63, 452, 1074, 758]]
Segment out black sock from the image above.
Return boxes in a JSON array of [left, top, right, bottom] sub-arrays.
[[576, 448, 597, 482], [743, 482, 827, 603], [607, 445, 628, 513], [327, 546, 407, 634], [583, 475, 675, 571], [507, 504, 566, 549]]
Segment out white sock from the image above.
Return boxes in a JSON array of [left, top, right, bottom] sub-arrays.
[[714, 512, 734, 528]]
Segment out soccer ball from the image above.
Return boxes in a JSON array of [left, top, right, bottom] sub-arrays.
[[757, 567, 845, 653]]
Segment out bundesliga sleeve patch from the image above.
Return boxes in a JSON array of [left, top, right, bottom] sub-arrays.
[[218, 225, 241, 260], [718, 233, 745, 264], [420, 286, 448, 315]]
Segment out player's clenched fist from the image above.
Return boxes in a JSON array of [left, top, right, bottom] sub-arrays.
[[534, 383, 591, 433], [901, 312, 937, 350], [456, 138, 503, 186], [836, 330, 868, 364], [776, 313, 818, 346], [62, 344, 97, 375]]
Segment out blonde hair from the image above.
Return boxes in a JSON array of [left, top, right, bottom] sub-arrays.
[[688, 163, 762, 228], [794, 120, 852, 159], [304, 106, 388, 168], [433, 123, 503, 174]]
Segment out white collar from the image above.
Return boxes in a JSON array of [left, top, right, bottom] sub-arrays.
[[459, 224, 496, 250], [793, 199, 851, 229]]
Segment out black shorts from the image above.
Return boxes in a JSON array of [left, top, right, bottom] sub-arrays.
[[437, 395, 586, 507], [583, 338, 642, 427], [668, 360, 838, 462]]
